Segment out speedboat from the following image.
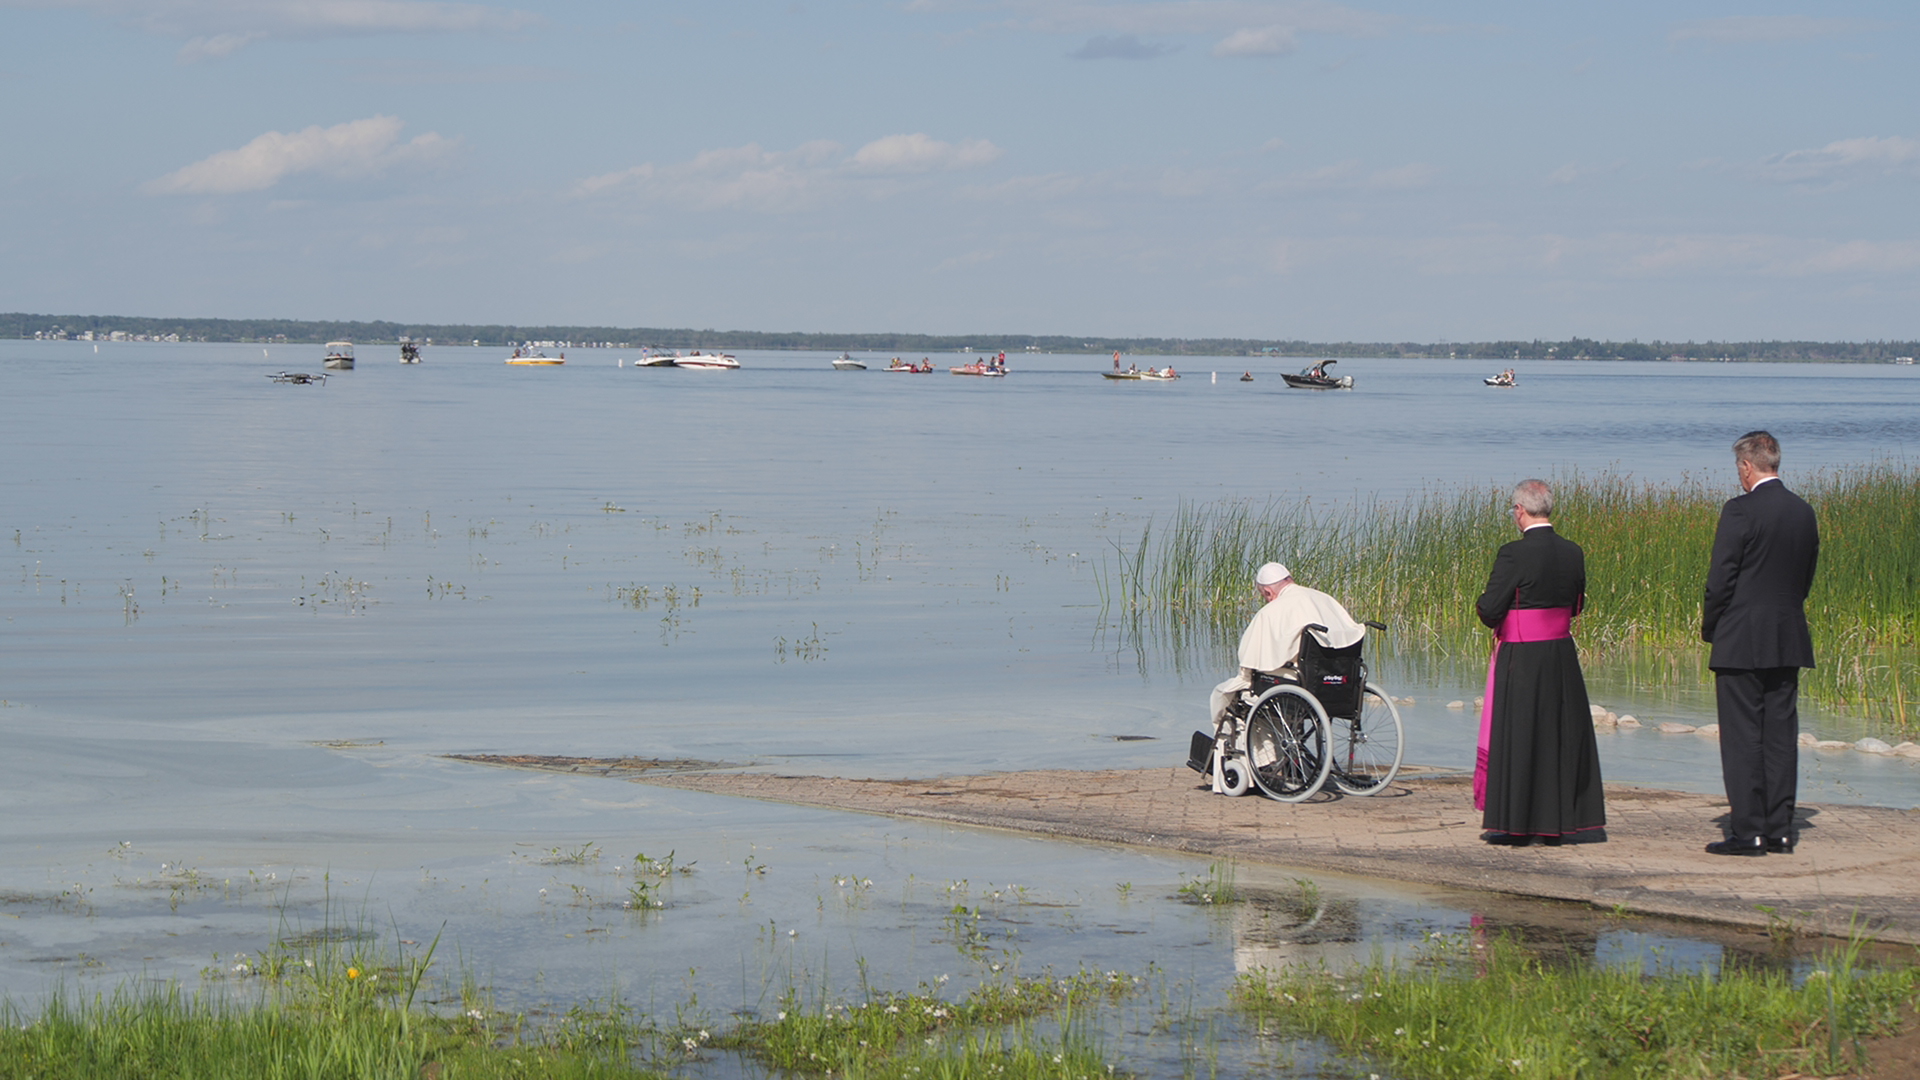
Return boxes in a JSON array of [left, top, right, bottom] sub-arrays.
[[322, 341, 355, 370], [886, 358, 934, 373], [1484, 371, 1517, 387], [833, 353, 867, 370], [1280, 359, 1352, 389], [950, 361, 1005, 377], [267, 371, 327, 385], [675, 351, 739, 370], [636, 352, 678, 367], [399, 342, 422, 364], [505, 348, 563, 365]]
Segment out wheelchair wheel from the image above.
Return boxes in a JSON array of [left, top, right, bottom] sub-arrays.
[[1218, 755, 1253, 797], [1244, 685, 1331, 802], [1329, 681, 1404, 796]]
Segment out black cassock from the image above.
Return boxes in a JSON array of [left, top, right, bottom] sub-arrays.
[[1476, 525, 1607, 838]]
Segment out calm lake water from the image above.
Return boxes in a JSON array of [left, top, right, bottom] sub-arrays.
[[2, 341, 1917, 1069]]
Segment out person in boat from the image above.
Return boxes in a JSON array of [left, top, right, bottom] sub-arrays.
[[1165, 365, 1176, 378], [1241, 371, 1254, 382], [1206, 562, 1366, 784], [1475, 478, 1605, 846], [1113, 351, 1122, 372]]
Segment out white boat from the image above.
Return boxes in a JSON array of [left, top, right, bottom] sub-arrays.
[[322, 341, 355, 370], [1898, 357, 1916, 366], [1484, 371, 1516, 387], [636, 353, 678, 367], [399, 342, 422, 364], [505, 347, 563, 365], [675, 351, 739, 370], [832, 353, 867, 370]]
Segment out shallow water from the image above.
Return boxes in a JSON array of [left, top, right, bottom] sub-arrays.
[[2, 342, 1917, 1071]]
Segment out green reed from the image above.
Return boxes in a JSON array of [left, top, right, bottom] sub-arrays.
[[1234, 931, 1918, 1080], [1109, 465, 1920, 733]]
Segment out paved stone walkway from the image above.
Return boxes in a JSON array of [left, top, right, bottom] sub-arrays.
[[450, 755, 1920, 945]]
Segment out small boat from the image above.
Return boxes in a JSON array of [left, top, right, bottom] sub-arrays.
[[833, 353, 867, 370], [505, 348, 564, 365], [636, 352, 678, 367], [1280, 359, 1353, 390], [1239, 372, 1254, 382], [1103, 367, 1180, 381], [886, 358, 935, 373], [675, 351, 739, 370], [950, 361, 1005, 377], [322, 341, 355, 370], [399, 342, 422, 364], [1484, 370, 1517, 387], [1102, 371, 1141, 380], [267, 371, 327, 385]]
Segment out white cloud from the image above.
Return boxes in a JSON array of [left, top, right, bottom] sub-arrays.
[[1669, 16, 1875, 45], [1072, 34, 1179, 59], [850, 134, 1003, 172], [3, 0, 538, 60], [1213, 25, 1295, 56], [1761, 135, 1920, 183], [1620, 234, 1920, 277], [578, 135, 1003, 211], [145, 115, 456, 194]]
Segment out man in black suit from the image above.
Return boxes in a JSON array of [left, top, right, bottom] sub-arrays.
[[1701, 431, 1819, 856]]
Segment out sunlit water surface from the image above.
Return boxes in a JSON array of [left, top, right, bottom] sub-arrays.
[[3, 342, 1917, 1074]]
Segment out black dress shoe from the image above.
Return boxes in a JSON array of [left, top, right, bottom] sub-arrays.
[[1766, 836, 1796, 854], [1706, 837, 1767, 856]]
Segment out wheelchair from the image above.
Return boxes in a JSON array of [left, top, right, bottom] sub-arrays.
[[1188, 621, 1404, 802]]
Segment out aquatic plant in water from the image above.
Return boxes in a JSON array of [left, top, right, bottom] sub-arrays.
[[1234, 930, 1919, 1080], [1108, 465, 1920, 733]]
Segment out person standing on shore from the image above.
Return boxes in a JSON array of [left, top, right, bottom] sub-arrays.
[[1701, 431, 1819, 856], [1475, 479, 1606, 845]]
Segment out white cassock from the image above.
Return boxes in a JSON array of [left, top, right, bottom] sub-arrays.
[[1208, 583, 1366, 727]]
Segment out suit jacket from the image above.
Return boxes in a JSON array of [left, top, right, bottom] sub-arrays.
[[1477, 525, 1586, 629], [1701, 478, 1819, 670]]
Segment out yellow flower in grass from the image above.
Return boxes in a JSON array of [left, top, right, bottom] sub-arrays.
[[347, 967, 361, 979]]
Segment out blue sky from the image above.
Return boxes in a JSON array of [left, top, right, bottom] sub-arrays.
[[2, 1, 1914, 339]]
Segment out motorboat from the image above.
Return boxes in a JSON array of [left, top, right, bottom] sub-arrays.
[[886, 358, 934, 373], [399, 342, 422, 364], [1103, 367, 1179, 381], [833, 353, 867, 370], [1239, 372, 1254, 382], [1484, 370, 1517, 387], [322, 341, 355, 370], [1280, 359, 1353, 389], [675, 351, 739, 370], [505, 347, 564, 365], [950, 361, 1005, 377], [267, 371, 327, 385], [636, 352, 678, 367]]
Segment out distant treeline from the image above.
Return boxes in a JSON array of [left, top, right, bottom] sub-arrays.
[[4, 312, 1915, 362]]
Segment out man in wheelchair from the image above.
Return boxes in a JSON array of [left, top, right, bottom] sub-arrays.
[[1204, 562, 1366, 791]]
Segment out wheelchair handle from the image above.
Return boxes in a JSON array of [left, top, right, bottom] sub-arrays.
[[1364, 620, 1387, 632]]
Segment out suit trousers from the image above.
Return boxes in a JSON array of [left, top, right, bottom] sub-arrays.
[[1715, 667, 1801, 842]]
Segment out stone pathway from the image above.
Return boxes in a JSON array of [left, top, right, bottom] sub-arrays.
[[449, 755, 1920, 945]]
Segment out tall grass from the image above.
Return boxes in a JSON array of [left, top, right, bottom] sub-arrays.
[[1235, 930, 1919, 1080], [1108, 465, 1920, 732]]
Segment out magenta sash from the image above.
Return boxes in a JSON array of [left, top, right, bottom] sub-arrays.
[[1474, 607, 1574, 810]]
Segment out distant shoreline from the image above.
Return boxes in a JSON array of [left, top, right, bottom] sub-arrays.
[[5, 312, 1915, 363]]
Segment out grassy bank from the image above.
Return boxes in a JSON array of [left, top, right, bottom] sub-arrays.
[[0, 951, 1137, 1080], [1105, 465, 1920, 732], [1236, 932, 1920, 1079]]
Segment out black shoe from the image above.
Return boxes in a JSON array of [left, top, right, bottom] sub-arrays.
[[1483, 832, 1526, 846], [1706, 837, 1766, 856], [1766, 836, 1796, 854]]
